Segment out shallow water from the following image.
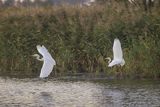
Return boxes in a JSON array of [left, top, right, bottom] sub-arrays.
[[0, 77, 160, 107]]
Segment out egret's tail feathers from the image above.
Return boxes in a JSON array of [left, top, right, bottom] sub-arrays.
[[120, 59, 125, 66]]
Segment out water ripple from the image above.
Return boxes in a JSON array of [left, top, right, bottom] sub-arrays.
[[0, 78, 159, 107]]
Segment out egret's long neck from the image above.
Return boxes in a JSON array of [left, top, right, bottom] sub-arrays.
[[36, 55, 43, 61], [106, 57, 111, 64]]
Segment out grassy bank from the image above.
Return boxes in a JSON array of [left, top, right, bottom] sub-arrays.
[[0, 3, 160, 79]]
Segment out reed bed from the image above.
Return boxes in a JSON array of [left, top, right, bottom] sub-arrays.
[[0, 2, 160, 78]]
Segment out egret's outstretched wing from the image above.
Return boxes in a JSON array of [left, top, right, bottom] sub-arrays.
[[113, 38, 123, 60], [41, 45, 56, 65], [37, 45, 49, 58], [36, 45, 45, 58], [40, 59, 54, 78], [40, 60, 54, 78], [37, 45, 56, 65], [36, 45, 56, 78]]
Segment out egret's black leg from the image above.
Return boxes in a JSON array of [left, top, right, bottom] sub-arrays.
[[115, 66, 123, 79], [39, 77, 48, 82], [115, 66, 119, 79], [120, 67, 123, 79]]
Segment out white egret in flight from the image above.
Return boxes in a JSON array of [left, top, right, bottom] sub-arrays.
[[106, 38, 125, 67], [83, 0, 95, 6], [32, 45, 56, 78], [128, 0, 135, 4]]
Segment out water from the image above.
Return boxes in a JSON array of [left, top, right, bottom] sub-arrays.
[[0, 77, 160, 107]]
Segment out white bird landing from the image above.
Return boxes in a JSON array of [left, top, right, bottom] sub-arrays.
[[32, 45, 56, 78], [106, 38, 125, 67]]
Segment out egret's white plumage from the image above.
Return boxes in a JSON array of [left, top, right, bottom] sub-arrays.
[[107, 38, 125, 67], [33, 45, 56, 78], [128, 0, 135, 4], [83, 0, 95, 6]]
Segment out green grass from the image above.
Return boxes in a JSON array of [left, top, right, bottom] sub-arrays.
[[0, 3, 160, 78]]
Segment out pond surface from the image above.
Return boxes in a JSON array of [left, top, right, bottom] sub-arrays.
[[0, 77, 160, 107]]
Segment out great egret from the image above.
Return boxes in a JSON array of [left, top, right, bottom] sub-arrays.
[[83, 0, 95, 6], [128, 0, 135, 4], [106, 38, 125, 67], [32, 45, 56, 78]]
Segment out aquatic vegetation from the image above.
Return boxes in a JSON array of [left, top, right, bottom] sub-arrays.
[[0, 2, 160, 78]]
